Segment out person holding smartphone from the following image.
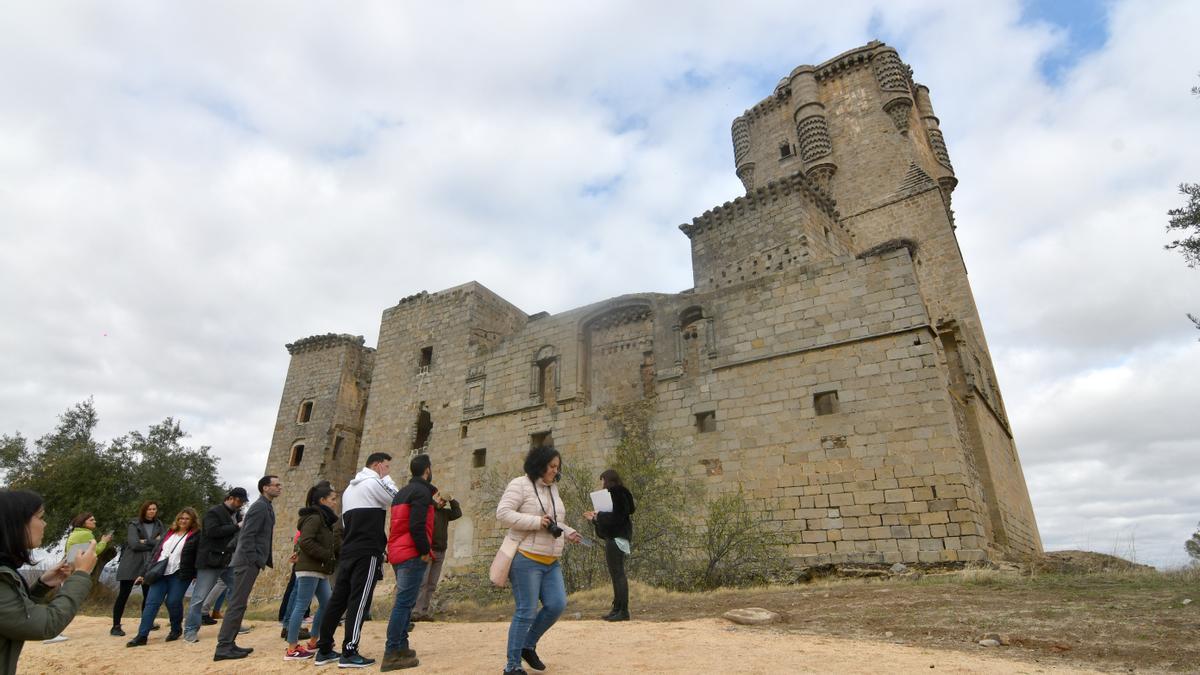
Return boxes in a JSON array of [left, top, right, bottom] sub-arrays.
[[44, 512, 113, 643], [0, 490, 97, 675]]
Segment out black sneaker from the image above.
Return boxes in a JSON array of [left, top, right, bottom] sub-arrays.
[[521, 648, 546, 671], [314, 649, 341, 666], [338, 652, 376, 668], [150, 623, 161, 631], [201, 614, 218, 626], [503, 668, 528, 675], [110, 625, 125, 637], [165, 630, 182, 642], [125, 636, 147, 648]]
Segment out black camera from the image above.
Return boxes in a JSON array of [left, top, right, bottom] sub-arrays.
[[545, 519, 564, 538]]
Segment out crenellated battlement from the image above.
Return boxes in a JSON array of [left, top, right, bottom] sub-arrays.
[[679, 170, 838, 238], [285, 333, 369, 355]]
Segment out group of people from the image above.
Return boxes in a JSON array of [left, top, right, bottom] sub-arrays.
[[0, 444, 636, 675]]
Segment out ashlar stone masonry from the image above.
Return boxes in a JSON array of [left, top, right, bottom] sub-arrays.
[[257, 41, 1041, 599]]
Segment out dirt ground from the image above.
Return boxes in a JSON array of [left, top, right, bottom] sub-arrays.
[[19, 614, 1100, 674]]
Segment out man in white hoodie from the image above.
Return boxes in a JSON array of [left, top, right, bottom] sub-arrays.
[[314, 452, 398, 668]]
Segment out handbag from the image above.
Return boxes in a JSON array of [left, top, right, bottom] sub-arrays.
[[143, 534, 185, 585], [488, 536, 519, 587]]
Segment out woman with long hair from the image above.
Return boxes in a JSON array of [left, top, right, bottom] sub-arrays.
[[0, 489, 97, 675], [126, 507, 199, 646], [283, 481, 342, 661], [111, 500, 164, 636], [583, 469, 636, 621], [496, 445, 583, 675]]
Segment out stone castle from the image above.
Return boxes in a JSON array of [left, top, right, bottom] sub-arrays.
[[257, 41, 1041, 597]]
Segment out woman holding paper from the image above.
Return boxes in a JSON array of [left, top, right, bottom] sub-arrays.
[[583, 469, 636, 621], [495, 445, 583, 675]]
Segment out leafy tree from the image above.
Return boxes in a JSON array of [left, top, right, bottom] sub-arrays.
[[111, 417, 226, 529], [1166, 183, 1200, 268], [1165, 76, 1200, 337], [1187, 523, 1200, 562], [559, 400, 785, 593], [690, 488, 790, 590], [0, 400, 226, 549]]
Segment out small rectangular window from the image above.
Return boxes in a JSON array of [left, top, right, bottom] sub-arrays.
[[298, 401, 313, 424], [779, 142, 793, 159], [332, 436, 344, 460], [473, 448, 487, 468], [460, 424, 468, 439], [289, 444, 305, 467], [814, 390, 839, 416], [419, 346, 433, 371], [530, 431, 552, 448], [695, 411, 716, 433]]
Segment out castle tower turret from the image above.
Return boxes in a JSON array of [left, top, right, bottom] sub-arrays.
[[254, 333, 374, 601], [714, 42, 1039, 560]]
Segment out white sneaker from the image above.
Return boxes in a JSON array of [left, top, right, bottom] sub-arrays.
[[43, 634, 69, 644]]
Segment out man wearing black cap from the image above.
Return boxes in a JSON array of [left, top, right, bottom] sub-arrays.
[[184, 487, 247, 642]]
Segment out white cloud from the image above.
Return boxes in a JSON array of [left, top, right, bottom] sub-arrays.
[[1, 0, 1196, 567]]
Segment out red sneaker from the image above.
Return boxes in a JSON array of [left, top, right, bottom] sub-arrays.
[[284, 645, 315, 661]]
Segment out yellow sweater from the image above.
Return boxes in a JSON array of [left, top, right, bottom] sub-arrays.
[[65, 527, 109, 556]]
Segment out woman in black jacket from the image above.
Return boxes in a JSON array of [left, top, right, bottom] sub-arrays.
[[583, 469, 635, 621], [111, 501, 164, 636]]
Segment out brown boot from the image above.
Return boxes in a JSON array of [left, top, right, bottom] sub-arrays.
[[380, 650, 419, 671]]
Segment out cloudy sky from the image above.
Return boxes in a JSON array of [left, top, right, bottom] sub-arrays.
[[1, 1, 1196, 568]]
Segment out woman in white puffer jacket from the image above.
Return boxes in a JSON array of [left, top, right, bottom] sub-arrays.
[[496, 446, 582, 675]]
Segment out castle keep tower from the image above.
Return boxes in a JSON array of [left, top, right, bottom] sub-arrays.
[[256, 334, 373, 599], [259, 42, 1041, 598]]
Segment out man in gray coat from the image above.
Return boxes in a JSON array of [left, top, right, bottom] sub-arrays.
[[214, 475, 281, 661]]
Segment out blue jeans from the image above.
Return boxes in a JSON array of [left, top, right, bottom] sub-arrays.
[[286, 575, 331, 645], [185, 566, 233, 634], [506, 553, 566, 670], [385, 557, 428, 652], [137, 572, 189, 638]]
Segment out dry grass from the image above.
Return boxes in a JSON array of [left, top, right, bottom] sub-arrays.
[[82, 560, 1200, 672]]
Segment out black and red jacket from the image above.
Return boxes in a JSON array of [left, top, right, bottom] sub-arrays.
[[387, 476, 436, 564]]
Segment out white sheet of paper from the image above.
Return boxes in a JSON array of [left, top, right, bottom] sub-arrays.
[[590, 489, 613, 513]]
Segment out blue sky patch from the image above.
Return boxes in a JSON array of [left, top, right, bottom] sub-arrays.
[[1021, 0, 1110, 84]]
